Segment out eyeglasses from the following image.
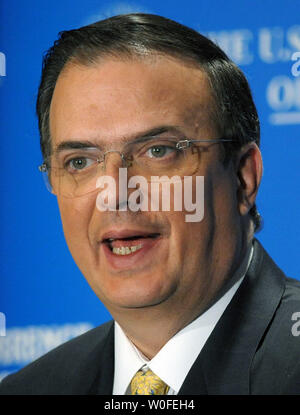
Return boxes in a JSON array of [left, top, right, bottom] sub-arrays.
[[38, 137, 233, 198]]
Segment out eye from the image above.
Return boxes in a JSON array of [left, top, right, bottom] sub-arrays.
[[145, 144, 176, 159], [65, 157, 95, 172]]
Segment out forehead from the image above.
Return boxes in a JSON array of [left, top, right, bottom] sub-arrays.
[[49, 55, 215, 145]]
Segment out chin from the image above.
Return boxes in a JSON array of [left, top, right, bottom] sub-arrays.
[[94, 271, 177, 311]]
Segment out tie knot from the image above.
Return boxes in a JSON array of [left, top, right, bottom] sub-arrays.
[[130, 368, 170, 395]]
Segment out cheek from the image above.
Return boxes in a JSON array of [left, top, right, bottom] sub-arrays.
[[201, 166, 241, 267], [212, 174, 239, 227], [175, 165, 239, 255], [166, 209, 208, 268], [57, 195, 96, 254], [164, 174, 215, 255]]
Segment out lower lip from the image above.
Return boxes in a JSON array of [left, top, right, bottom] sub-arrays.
[[101, 237, 162, 271]]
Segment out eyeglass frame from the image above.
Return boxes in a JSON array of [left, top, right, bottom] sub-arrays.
[[38, 137, 234, 174]]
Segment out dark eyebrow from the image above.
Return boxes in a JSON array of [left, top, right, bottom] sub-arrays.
[[54, 140, 98, 154], [53, 125, 185, 154], [137, 126, 184, 141]]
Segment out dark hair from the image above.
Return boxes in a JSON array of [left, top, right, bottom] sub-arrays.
[[36, 13, 262, 231]]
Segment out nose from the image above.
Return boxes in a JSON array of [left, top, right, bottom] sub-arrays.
[[96, 150, 129, 211], [102, 150, 127, 173]]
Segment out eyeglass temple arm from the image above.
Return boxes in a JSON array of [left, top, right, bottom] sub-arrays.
[[176, 138, 233, 149], [191, 138, 233, 143], [38, 162, 48, 172]]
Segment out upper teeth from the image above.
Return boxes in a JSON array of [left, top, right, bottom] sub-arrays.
[[112, 245, 142, 255]]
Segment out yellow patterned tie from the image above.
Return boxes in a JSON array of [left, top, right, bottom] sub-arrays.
[[130, 368, 170, 395]]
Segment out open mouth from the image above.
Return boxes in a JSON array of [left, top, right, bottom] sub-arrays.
[[102, 233, 160, 256]]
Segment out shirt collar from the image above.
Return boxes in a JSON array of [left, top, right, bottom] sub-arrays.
[[113, 244, 253, 395]]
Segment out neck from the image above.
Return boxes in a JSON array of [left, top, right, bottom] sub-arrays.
[[113, 304, 198, 359]]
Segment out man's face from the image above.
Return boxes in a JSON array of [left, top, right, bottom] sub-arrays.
[[49, 56, 244, 320]]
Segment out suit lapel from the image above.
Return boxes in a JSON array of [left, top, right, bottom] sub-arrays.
[[88, 322, 115, 395], [179, 239, 285, 395], [61, 321, 115, 395]]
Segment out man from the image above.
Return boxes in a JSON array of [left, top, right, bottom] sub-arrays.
[[1, 13, 299, 395]]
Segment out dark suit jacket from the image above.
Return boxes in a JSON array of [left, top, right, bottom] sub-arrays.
[[1, 239, 300, 395]]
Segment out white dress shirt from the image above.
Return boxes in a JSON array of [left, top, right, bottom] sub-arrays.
[[113, 245, 253, 395]]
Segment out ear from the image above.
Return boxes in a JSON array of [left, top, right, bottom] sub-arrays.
[[236, 142, 263, 217]]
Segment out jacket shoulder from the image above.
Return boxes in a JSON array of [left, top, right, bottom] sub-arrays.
[[251, 275, 300, 394], [0, 320, 114, 395]]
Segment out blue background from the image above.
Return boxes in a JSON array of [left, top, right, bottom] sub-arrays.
[[1, 0, 299, 376]]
